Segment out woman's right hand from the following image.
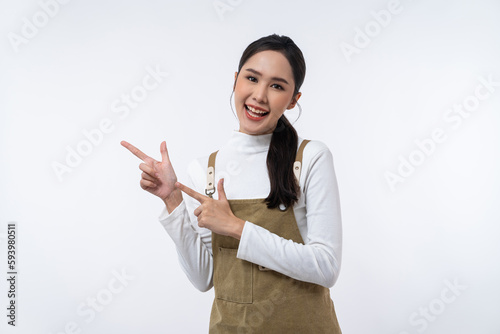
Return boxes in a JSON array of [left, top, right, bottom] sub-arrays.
[[121, 140, 180, 204]]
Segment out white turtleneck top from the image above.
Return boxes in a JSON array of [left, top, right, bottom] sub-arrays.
[[158, 130, 342, 291]]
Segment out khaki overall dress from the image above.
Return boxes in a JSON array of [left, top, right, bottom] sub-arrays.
[[205, 139, 342, 334]]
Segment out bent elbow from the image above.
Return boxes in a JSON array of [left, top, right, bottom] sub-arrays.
[[324, 268, 340, 288], [192, 276, 213, 293], [317, 251, 341, 288], [181, 268, 213, 293], [196, 282, 213, 293]]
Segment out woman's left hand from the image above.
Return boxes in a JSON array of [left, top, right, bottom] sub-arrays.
[[175, 178, 246, 240]]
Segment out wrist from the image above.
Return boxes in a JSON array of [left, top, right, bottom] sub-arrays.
[[231, 218, 246, 240], [163, 189, 183, 214]]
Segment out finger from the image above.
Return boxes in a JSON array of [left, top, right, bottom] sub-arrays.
[[160, 141, 170, 162], [121, 140, 152, 162], [217, 178, 228, 201], [175, 182, 207, 203], [193, 205, 202, 217], [141, 172, 156, 183], [140, 179, 156, 190], [139, 163, 157, 178]]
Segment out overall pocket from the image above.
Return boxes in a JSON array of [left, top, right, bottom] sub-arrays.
[[214, 247, 253, 303]]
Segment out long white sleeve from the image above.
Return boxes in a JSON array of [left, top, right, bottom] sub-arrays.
[[158, 164, 214, 292], [236, 145, 342, 288]]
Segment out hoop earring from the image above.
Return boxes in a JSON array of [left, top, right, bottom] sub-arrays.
[[288, 101, 302, 126], [229, 91, 238, 121]]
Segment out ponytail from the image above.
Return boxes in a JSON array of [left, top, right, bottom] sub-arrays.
[[265, 115, 299, 209]]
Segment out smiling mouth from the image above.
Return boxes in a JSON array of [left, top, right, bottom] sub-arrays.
[[245, 105, 270, 119]]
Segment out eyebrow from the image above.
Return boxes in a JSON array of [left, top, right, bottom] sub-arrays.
[[244, 68, 290, 85]]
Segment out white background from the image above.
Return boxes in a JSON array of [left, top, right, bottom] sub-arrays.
[[1, 0, 499, 333]]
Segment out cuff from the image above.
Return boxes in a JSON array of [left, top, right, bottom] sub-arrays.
[[236, 221, 253, 260], [158, 199, 186, 226]]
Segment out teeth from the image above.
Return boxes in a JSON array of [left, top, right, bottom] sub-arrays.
[[246, 105, 268, 115]]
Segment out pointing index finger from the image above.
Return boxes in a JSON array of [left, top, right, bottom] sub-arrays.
[[176, 182, 207, 203], [121, 140, 151, 162]]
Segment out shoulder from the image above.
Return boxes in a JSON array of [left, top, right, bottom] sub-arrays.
[[296, 138, 339, 198], [298, 137, 333, 163], [297, 137, 337, 186]]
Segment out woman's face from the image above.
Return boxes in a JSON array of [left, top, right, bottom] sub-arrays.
[[233, 50, 301, 135]]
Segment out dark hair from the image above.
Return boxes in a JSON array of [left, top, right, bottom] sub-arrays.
[[236, 34, 306, 209]]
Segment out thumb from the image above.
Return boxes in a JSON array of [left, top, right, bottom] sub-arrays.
[[217, 178, 228, 201], [160, 141, 169, 162]]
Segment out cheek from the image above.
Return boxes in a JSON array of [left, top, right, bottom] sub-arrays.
[[234, 81, 248, 98], [272, 94, 293, 111]]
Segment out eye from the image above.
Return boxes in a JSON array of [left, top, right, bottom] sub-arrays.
[[246, 76, 257, 82], [271, 83, 284, 90]]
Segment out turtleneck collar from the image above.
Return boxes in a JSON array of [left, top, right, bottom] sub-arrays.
[[224, 129, 273, 153]]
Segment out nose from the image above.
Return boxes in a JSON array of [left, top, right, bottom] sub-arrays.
[[252, 83, 268, 104]]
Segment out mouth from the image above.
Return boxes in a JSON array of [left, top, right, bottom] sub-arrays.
[[245, 104, 270, 120]]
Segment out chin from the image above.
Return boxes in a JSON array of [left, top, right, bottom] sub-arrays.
[[241, 126, 272, 136]]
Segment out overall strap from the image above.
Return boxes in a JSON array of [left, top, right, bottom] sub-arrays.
[[293, 139, 310, 182], [205, 150, 218, 198], [205, 139, 311, 198]]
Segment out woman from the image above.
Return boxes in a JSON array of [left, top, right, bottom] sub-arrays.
[[122, 34, 342, 333]]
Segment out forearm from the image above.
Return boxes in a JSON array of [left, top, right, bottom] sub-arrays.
[[159, 200, 214, 291], [237, 221, 341, 288]]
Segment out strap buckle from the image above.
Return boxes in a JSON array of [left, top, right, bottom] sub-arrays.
[[205, 188, 215, 198]]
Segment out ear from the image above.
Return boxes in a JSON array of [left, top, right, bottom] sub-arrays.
[[287, 92, 302, 110], [233, 71, 238, 90]]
